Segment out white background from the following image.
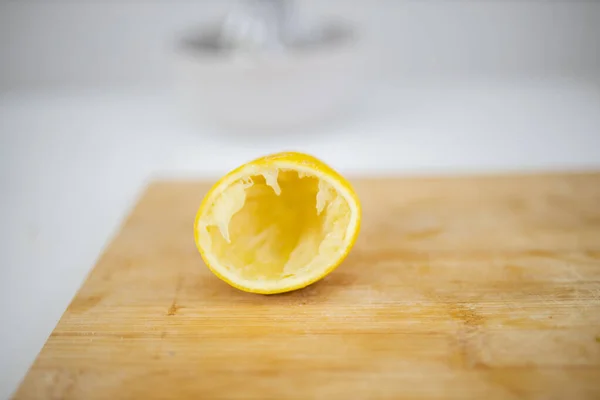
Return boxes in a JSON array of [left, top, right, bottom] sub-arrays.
[[2, 1, 600, 88], [1, 1, 600, 398]]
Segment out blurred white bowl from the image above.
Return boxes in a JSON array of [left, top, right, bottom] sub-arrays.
[[172, 23, 365, 132]]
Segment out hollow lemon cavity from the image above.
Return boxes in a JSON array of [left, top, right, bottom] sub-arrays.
[[194, 152, 360, 294]]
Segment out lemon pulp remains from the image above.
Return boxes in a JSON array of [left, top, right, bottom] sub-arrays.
[[194, 152, 360, 294]]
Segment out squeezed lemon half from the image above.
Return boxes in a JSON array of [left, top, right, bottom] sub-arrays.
[[194, 152, 361, 294]]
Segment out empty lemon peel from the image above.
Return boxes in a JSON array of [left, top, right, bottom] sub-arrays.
[[194, 152, 361, 294]]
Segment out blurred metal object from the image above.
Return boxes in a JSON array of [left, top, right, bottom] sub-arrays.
[[220, 0, 294, 52], [173, 0, 366, 132]]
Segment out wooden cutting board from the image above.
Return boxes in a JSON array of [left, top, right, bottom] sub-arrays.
[[15, 174, 600, 399]]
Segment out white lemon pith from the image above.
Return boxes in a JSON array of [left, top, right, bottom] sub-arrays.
[[195, 153, 360, 294]]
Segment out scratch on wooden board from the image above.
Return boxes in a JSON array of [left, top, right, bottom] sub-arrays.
[[167, 303, 181, 316], [448, 304, 488, 369], [448, 304, 483, 327], [166, 275, 184, 316]]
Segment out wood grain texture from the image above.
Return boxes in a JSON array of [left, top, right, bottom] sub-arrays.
[[15, 173, 600, 399]]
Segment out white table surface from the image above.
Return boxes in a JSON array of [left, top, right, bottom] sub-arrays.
[[1, 77, 600, 398]]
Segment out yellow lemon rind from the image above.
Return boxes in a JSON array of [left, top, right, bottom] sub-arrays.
[[194, 151, 361, 295]]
